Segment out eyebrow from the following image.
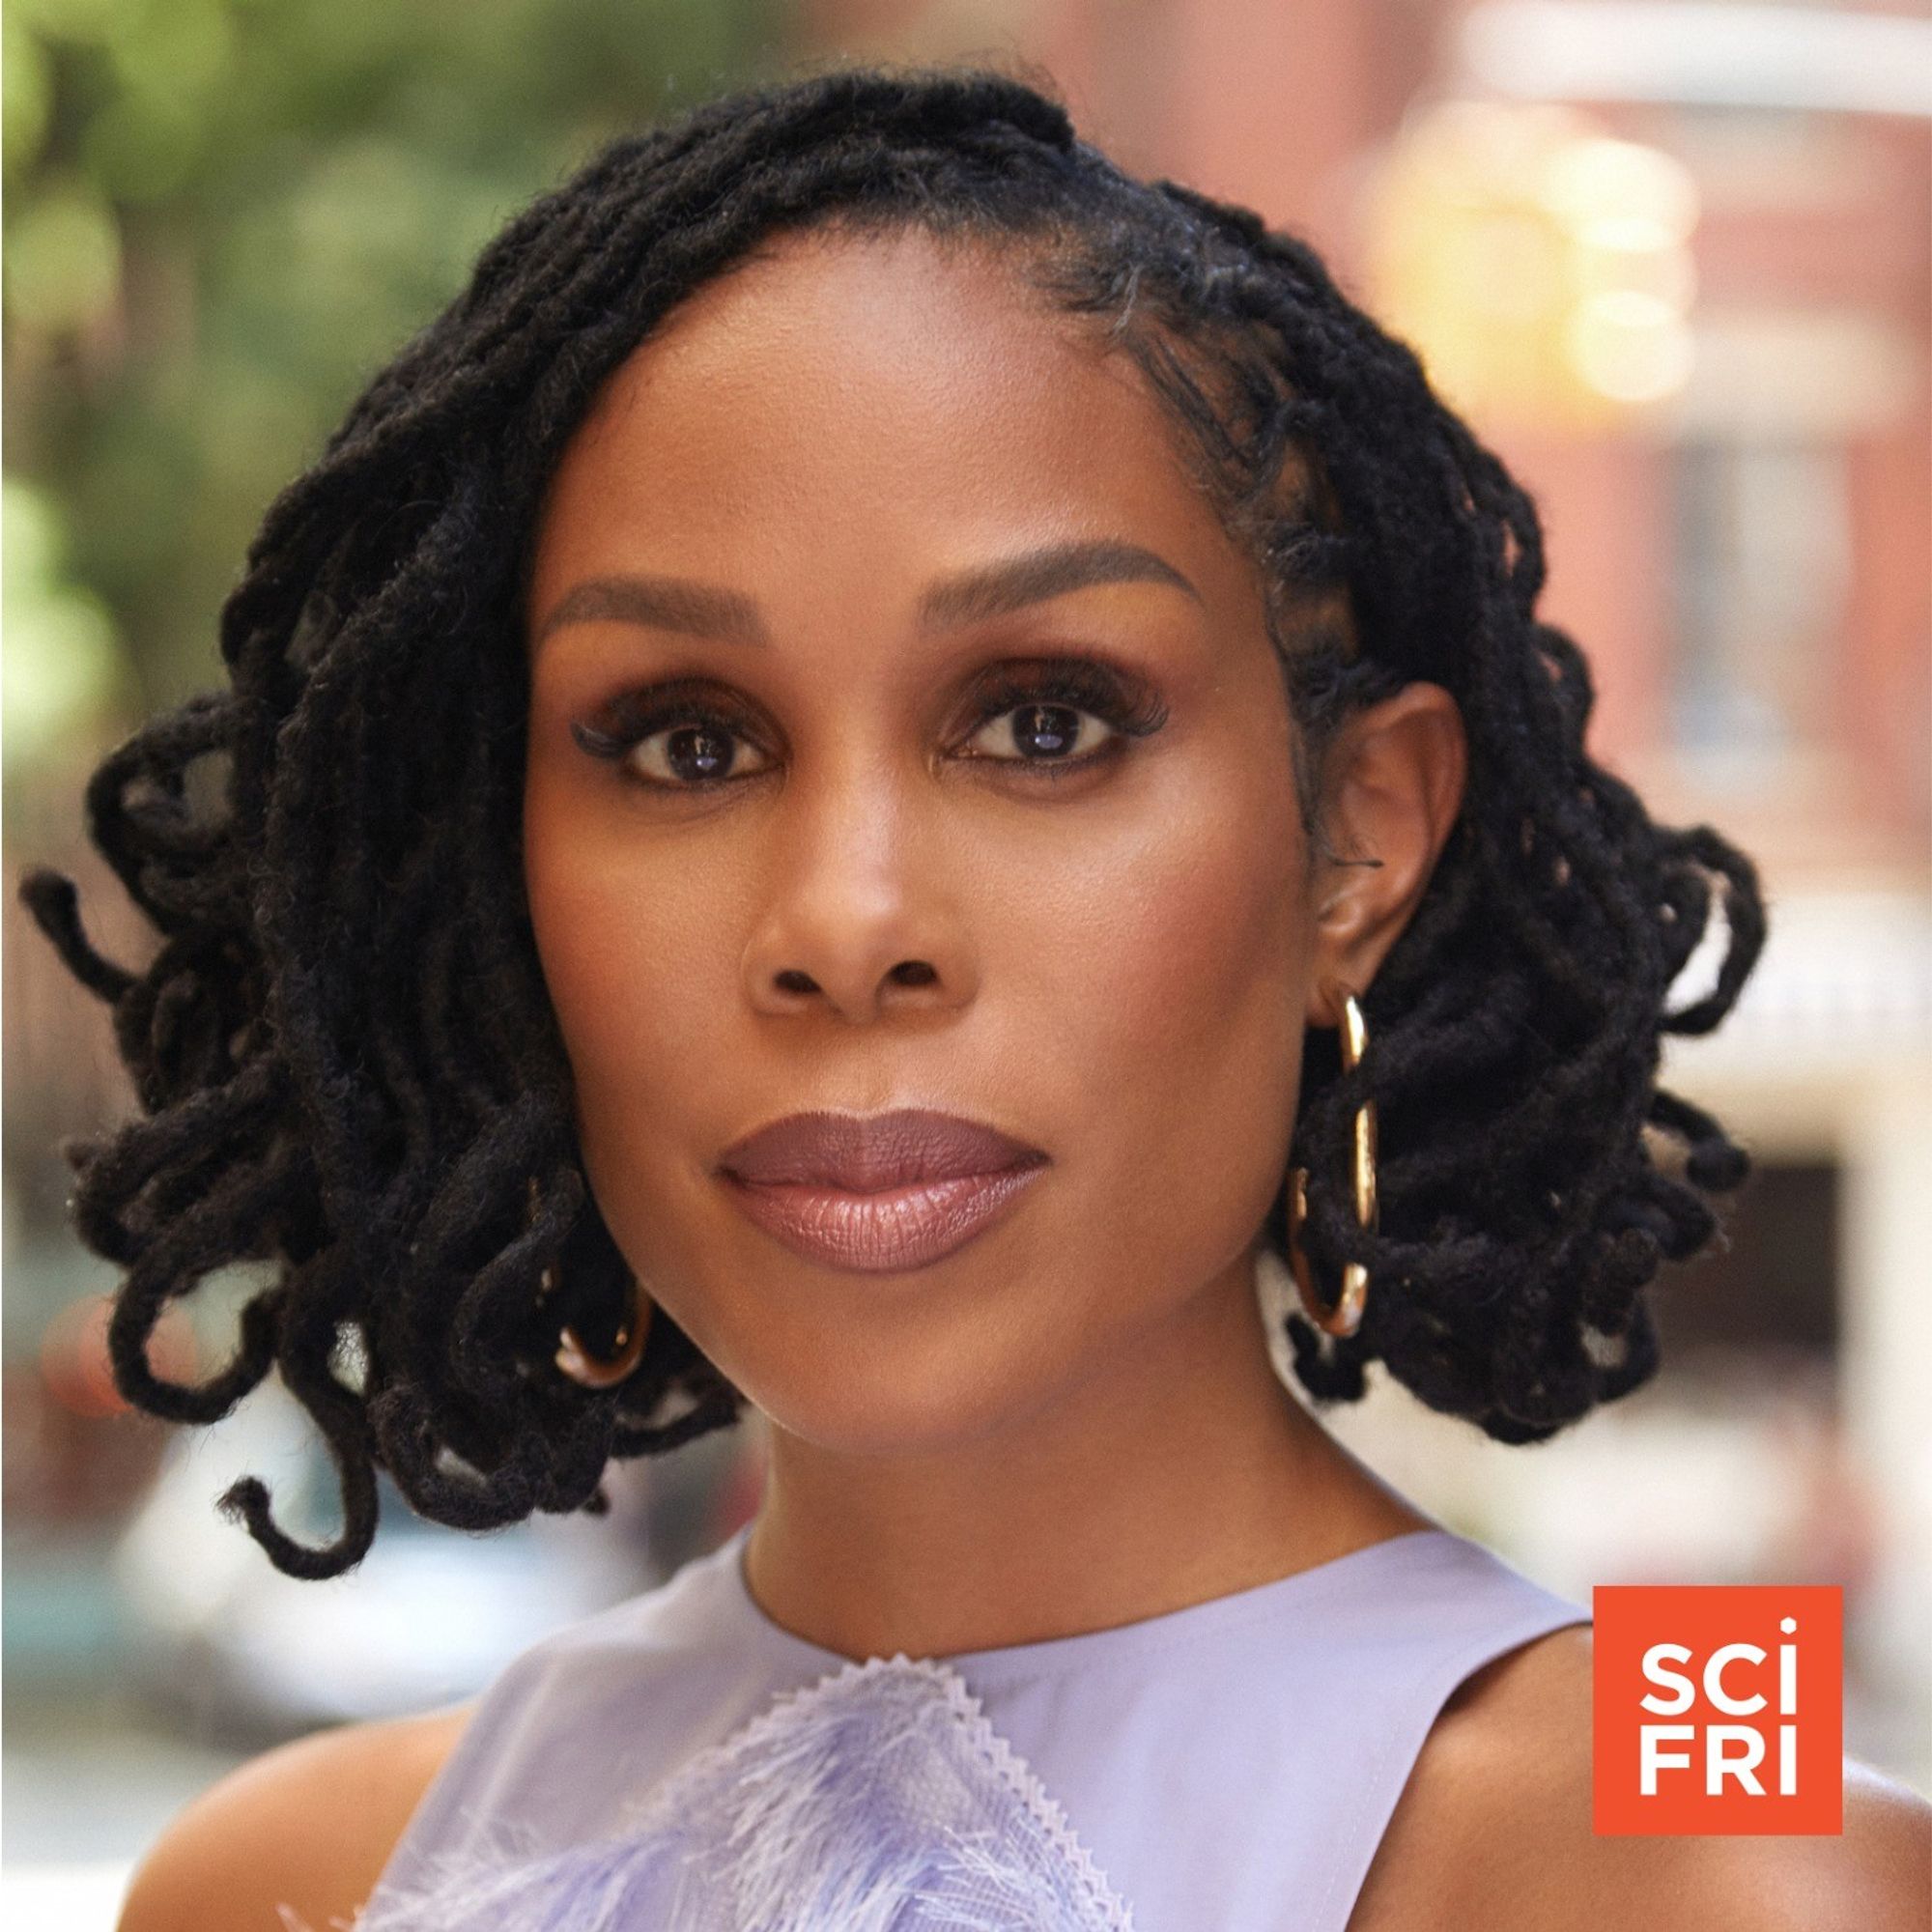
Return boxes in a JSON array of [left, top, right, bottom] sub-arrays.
[[531, 537, 1202, 651]]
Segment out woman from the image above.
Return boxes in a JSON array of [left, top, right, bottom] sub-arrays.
[[25, 60, 1926, 1932]]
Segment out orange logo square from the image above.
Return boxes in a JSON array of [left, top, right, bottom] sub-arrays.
[[1592, 1584, 1843, 1834]]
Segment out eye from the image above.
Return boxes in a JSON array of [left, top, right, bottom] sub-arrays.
[[966, 699, 1111, 764], [570, 682, 776, 791], [956, 659, 1169, 778]]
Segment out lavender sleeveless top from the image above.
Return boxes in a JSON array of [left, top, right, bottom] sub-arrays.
[[356, 1514, 1590, 1931]]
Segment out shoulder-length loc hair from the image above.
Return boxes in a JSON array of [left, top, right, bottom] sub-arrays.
[[20, 60, 1768, 1579]]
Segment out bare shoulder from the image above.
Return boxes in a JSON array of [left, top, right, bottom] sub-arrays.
[[1351, 1622, 1932, 1932], [116, 1701, 474, 1932]]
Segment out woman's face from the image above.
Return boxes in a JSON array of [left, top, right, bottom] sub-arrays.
[[523, 223, 1327, 1455]]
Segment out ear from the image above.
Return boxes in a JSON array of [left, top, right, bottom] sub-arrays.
[[1304, 681, 1467, 1028]]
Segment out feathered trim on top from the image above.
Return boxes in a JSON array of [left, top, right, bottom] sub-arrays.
[[341, 1652, 1137, 1931]]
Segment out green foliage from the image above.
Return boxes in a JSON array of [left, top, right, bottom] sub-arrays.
[[3, 0, 790, 723], [3, 474, 129, 767]]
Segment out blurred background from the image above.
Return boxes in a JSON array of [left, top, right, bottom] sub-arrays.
[[4, 0, 1927, 1919]]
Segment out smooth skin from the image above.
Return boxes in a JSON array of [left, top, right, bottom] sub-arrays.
[[120, 225, 1930, 1929]]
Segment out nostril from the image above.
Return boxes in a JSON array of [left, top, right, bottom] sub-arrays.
[[889, 960, 937, 987], [775, 969, 817, 993]]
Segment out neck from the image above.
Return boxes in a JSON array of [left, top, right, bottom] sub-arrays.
[[740, 1251, 1434, 1662]]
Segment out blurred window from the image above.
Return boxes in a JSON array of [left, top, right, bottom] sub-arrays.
[[1669, 438, 1850, 763], [1652, 1157, 1839, 1368]]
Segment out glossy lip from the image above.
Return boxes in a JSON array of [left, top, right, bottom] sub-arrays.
[[716, 1107, 1050, 1274]]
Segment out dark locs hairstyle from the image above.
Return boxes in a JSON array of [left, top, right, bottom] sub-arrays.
[[20, 60, 1767, 1580]]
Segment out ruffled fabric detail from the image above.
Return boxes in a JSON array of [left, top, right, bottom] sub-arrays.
[[352, 1653, 1136, 1931]]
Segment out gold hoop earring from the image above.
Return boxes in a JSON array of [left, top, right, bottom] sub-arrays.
[[529, 1177, 652, 1389], [553, 1266, 652, 1390], [1286, 979, 1378, 1339]]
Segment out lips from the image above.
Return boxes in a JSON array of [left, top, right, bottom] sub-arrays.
[[716, 1108, 1049, 1273]]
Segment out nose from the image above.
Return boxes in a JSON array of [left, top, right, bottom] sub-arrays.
[[739, 767, 979, 1025]]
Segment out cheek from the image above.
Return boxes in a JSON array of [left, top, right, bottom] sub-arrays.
[[1009, 753, 1310, 1266], [521, 776, 739, 1172]]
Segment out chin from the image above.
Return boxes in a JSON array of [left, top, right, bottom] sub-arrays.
[[713, 1311, 1064, 1461]]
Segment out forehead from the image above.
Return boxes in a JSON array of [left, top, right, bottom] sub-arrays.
[[527, 223, 1243, 608]]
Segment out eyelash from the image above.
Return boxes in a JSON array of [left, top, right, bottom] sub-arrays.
[[569, 660, 1170, 793]]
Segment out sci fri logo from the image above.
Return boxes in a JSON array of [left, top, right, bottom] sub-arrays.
[[1592, 1584, 1843, 1834]]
